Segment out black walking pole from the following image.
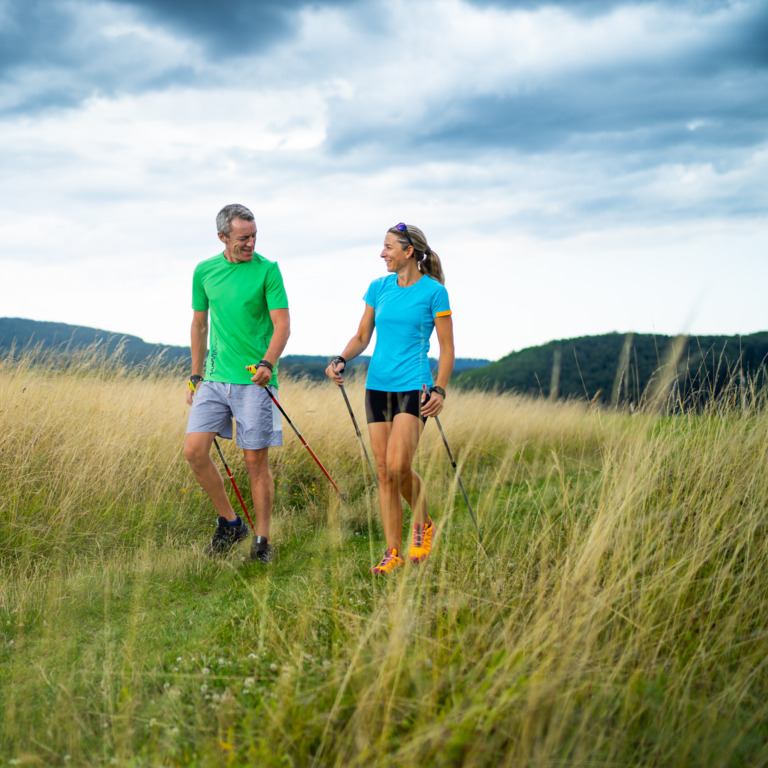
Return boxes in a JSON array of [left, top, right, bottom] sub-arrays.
[[424, 386, 487, 555], [340, 384, 378, 487]]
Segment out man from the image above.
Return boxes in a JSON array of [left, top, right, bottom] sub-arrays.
[[184, 204, 290, 561]]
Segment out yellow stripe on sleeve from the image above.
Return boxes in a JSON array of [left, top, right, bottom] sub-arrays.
[[435, 310, 452, 318]]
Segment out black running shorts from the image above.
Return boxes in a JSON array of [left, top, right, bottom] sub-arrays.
[[365, 389, 426, 424]]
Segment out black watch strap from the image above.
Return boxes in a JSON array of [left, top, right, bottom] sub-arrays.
[[188, 375, 204, 391], [429, 385, 446, 399]]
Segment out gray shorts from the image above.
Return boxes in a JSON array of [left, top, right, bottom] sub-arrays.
[[186, 381, 283, 450]]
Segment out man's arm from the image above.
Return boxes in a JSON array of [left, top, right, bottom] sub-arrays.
[[186, 309, 209, 405], [263, 308, 290, 366], [249, 308, 290, 386]]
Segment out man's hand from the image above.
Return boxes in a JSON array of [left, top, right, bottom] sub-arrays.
[[246, 363, 273, 387], [186, 375, 203, 407]]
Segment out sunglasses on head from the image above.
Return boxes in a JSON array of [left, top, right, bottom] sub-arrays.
[[394, 222, 415, 250]]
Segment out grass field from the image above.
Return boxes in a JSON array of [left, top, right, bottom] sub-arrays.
[[1, 349, 768, 767]]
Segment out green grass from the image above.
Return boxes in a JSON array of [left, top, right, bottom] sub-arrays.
[[1, 351, 768, 766]]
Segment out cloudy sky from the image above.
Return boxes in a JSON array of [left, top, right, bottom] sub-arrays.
[[1, 0, 766, 362]]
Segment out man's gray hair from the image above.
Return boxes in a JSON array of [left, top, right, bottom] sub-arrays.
[[216, 204, 255, 236]]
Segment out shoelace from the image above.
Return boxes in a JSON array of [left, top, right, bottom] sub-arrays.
[[377, 550, 398, 568], [412, 526, 424, 548]]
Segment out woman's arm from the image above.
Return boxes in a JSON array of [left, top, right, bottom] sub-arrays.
[[421, 314, 455, 418], [326, 304, 375, 385]]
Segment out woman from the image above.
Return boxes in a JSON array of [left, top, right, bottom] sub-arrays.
[[326, 223, 455, 574]]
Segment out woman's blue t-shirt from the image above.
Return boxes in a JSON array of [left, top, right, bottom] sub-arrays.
[[363, 273, 451, 392]]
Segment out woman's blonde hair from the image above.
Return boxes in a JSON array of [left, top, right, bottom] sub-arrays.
[[388, 223, 445, 285]]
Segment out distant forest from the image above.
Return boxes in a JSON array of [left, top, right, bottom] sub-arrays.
[[5, 318, 766, 404], [0, 318, 489, 381], [455, 331, 768, 405]]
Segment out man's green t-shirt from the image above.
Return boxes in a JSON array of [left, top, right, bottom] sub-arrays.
[[192, 252, 289, 386]]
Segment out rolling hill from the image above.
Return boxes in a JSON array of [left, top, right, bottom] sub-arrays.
[[455, 331, 768, 404], [0, 318, 490, 381]]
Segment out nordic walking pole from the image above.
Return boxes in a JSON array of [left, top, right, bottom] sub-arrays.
[[246, 367, 345, 498], [340, 384, 378, 487], [212, 437, 257, 533], [424, 386, 488, 555]]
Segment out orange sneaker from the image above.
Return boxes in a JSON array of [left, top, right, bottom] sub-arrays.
[[409, 517, 434, 563], [371, 548, 404, 575]]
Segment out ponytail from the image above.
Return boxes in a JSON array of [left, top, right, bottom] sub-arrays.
[[419, 245, 445, 285]]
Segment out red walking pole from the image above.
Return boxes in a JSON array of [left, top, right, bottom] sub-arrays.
[[246, 367, 344, 498], [212, 437, 256, 533]]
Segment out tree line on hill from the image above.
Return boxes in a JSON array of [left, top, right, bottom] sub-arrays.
[[5, 318, 765, 405], [454, 331, 768, 406], [0, 318, 489, 381]]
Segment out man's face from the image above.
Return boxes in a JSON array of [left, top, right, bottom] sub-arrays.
[[219, 217, 256, 263]]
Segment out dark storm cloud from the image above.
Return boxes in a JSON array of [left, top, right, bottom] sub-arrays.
[[111, 0, 294, 51], [0, 0, 193, 114], [0, 0, 313, 114], [0, 0, 369, 115], [2, 0, 766, 180], [114, 0, 361, 50], [0, 1, 75, 72], [466, 0, 739, 13], [710, 0, 768, 68], [324, 0, 768, 163], [418, 72, 767, 157]]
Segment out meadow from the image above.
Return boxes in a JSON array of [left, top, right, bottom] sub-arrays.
[[1, 348, 767, 767]]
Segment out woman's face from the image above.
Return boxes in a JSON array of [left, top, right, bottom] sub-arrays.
[[380, 232, 412, 272]]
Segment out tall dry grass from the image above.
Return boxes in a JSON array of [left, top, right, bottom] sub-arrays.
[[1, 348, 767, 766]]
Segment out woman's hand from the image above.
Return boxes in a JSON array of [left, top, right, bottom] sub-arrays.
[[326, 356, 346, 386], [421, 387, 445, 418]]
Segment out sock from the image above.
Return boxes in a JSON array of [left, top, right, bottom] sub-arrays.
[[226, 517, 241, 526]]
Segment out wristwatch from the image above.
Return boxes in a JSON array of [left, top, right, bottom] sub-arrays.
[[429, 385, 446, 399], [188, 375, 204, 391]]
